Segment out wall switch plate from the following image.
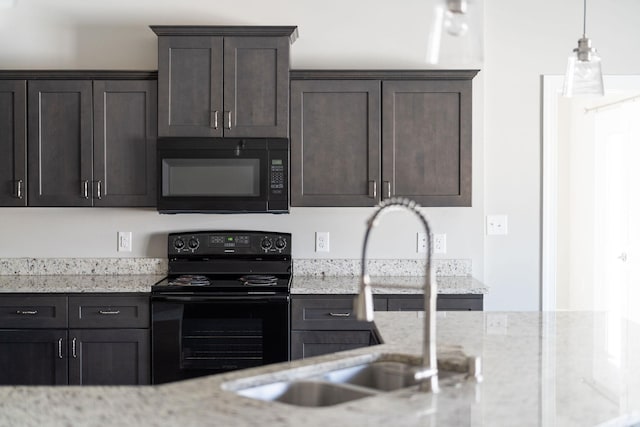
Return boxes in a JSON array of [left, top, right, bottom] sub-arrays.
[[433, 234, 446, 254], [486, 215, 508, 235], [118, 231, 132, 252], [315, 231, 330, 252], [417, 232, 428, 253]]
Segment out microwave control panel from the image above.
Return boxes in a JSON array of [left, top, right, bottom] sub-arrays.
[[269, 158, 286, 195]]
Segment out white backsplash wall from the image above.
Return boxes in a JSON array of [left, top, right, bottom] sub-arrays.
[[0, 207, 482, 278]]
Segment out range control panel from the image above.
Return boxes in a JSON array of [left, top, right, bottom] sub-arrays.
[[168, 231, 291, 256]]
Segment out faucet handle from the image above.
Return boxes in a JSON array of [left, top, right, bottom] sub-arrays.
[[466, 355, 483, 383]]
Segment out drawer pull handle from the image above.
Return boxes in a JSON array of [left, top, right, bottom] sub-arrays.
[[72, 338, 77, 358], [16, 310, 38, 315], [98, 310, 121, 315], [58, 338, 63, 359], [329, 312, 351, 317]]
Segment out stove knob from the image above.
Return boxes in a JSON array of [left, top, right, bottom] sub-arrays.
[[174, 238, 185, 249], [188, 238, 199, 250], [275, 237, 287, 250], [261, 238, 273, 250]]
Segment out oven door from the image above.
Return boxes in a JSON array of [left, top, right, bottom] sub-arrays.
[[157, 138, 288, 213], [151, 294, 290, 385]]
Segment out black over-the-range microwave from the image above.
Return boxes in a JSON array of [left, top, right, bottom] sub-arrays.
[[156, 138, 289, 214]]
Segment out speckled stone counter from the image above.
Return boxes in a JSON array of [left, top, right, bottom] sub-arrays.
[[0, 275, 164, 293], [291, 275, 487, 295], [1, 311, 639, 427]]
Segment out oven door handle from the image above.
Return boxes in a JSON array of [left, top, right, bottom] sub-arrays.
[[152, 295, 289, 303]]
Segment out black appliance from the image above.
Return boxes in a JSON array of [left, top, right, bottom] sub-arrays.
[[157, 138, 289, 214], [151, 230, 291, 385]]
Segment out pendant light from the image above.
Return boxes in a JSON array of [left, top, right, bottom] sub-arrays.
[[426, 0, 483, 66], [563, 0, 604, 96]]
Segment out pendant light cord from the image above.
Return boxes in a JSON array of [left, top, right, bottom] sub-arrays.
[[583, 0, 587, 36]]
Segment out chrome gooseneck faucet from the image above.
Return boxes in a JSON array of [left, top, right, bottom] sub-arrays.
[[354, 198, 439, 393]]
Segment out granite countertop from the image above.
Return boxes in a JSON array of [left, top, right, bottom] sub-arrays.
[[0, 274, 486, 295], [0, 275, 164, 293], [291, 275, 487, 294], [2, 311, 639, 426]]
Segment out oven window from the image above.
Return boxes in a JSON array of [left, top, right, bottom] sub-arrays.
[[182, 318, 264, 370], [162, 158, 260, 197]]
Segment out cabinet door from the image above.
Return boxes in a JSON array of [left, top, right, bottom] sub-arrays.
[[93, 81, 157, 206], [0, 80, 27, 206], [223, 36, 289, 138], [290, 330, 376, 360], [69, 329, 150, 385], [382, 80, 472, 206], [157, 36, 223, 137], [0, 330, 68, 385], [290, 80, 380, 206], [27, 80, 93, 206]]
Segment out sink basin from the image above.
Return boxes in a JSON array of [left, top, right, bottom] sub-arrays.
[[224, 353, 472, 407], [235, 380, 376, 407], [321, 361, 420, 391]]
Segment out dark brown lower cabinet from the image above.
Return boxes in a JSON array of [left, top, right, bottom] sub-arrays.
[[0, 330, 67, 385], [69, 329, 149, 385], [290, 293, 483, 360], [0, 293, 150, 385]]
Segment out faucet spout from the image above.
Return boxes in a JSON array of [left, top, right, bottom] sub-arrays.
[[354, 197, 439, 393]]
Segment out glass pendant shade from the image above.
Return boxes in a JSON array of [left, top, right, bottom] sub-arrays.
[[426, 0, 483, 67], [563, 37, 604, 96]]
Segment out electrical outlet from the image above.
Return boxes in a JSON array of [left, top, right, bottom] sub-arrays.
[[417, 232, 428, 253], [433, 234, 446, 254], [315, 231, 330, 252], [118, 231, 132, 252], [487, 215, 508, 235]]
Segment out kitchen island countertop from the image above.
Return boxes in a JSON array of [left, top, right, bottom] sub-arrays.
[[1, 310, 639, 426]]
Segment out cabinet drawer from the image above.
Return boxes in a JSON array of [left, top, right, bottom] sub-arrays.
[[69, 295, 149, 328], [0, 295, 67, 328], [437, 295, 483, 311], [291, 296, 385, 330], [290, 330, 376, 360]]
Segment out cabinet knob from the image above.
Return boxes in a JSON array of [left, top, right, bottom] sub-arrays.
[[368, 181, 377, 199], [96, 180, 103, 200], [15, 180, 24, 199], [225, 111, 232, 129], [383, 181, 391, 199], [211, 111, 219, 129], [82, 180, 90, 199]]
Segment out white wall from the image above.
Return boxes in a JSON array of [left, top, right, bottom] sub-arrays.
[[0, 0, 484, 279], [483, 0, 640, 310]]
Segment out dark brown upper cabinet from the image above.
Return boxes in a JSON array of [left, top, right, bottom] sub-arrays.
[[93, 80, 157, 207], [0, 71, 157, 208], [28, 80, 94, 207], [0, 80, 27, 206], [151, 26, 297, 139], [290, 70, 477, 207]]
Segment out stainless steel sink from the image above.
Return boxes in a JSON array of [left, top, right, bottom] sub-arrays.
[[235, 379, 376, 407], [321, 361, 420, 391], [224, 353, 475, 408]]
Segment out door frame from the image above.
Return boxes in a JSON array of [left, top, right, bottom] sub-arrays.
[[541, 75, 640, 311]]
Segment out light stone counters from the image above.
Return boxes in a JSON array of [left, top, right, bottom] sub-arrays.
[[291, 275, 487, 295], [2, 311, 640, 426], [0, 275, 164, 293]]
